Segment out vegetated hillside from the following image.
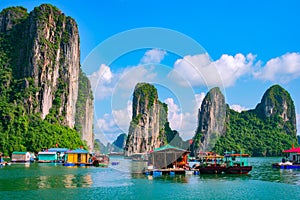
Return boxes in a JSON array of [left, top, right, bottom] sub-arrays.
[[0, 4, 93, 155], [213, 85, 297, 156]]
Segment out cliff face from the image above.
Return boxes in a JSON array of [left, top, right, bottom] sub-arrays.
[[124, 83, 171, 156], [255, 85, 296, 136], [0, 5, 93, 151], [194, 85, 297, 156], [75, 70, 94, 150], [193, 87, 227, 154]]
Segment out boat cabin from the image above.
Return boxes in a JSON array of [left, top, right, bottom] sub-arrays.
[[148, 144, 190, 169], [224, 152, 250, 167], [64, 149, 90, 166], [11, 152, 31, 162], [282, 147, 300, 163]]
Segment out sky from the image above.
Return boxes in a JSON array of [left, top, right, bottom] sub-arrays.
[[1, 0, 300, 143]]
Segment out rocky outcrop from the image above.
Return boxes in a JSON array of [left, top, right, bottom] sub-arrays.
[[255, 84, 296, 136], [75, 70, 94, 150], [0, 5, 93, 150], [193, 87, 227, 154], [112, 133, 127, 152], [124, 83, 172, 156]]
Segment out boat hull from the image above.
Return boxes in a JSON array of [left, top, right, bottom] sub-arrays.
[[225, 166, 252, 174], [272, 163, 300, 169], [197, 166, 252, 174], [198, 166, 227, 174]]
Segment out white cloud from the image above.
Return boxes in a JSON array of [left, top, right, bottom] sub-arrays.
[[230, 104, 249, 113], [88, 50, 162, 101], [254, 52, 300, 83], [95, 101, 132, 143], [88, 64, 114, 100], [112, 100, 132, 132], [194, 93, 206, 109], [168, 53, 255, 88], [116, 65, 157, 90], [140, 48, 167, 64], [164, 98, 182, 131], [214, 53, 255, 87], [163, 93, 205, 140]]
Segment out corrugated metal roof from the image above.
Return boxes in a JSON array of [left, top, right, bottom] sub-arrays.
[[66, 149, 89, 154], [12, 152, 29, 155], [153, 144, 188, 152], [38, 151, 57, 155], [48, 148, 69, 152]]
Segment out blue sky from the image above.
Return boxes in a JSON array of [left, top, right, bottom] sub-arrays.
[[1, 0, 300, 142]]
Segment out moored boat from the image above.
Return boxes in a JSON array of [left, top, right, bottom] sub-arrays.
[[91, 153, 109, 167], [272, 146, 300, 169], [224, 152, 252, 174], [193, 151, 252, 174]]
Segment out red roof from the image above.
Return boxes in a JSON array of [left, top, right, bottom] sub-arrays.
[[283, 147, 300, 153]]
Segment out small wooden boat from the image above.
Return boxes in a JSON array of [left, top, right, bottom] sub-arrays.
[[91, 153, 109, 167]]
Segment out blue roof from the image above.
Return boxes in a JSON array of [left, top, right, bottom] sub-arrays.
[[48, 148, 69, 152], [67, 149, 89, 154]]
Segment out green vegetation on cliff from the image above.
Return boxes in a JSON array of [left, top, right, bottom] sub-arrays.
[[214, 109, 297, 156], [213, 85, 297, 156], [0, 5, 87, 156]]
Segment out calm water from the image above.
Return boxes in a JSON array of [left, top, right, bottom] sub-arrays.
[[1, 157, 300, 200]]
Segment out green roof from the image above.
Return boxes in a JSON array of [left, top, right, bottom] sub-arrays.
[[153, 144, 189, 152], [12, 151, 28, 154]]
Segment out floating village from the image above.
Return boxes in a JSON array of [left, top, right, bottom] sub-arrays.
[[1, 144, 300, 177]]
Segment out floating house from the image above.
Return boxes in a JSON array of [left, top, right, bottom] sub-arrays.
[[64, 149, 91, 166], [145, 144, 191, 175], [11, 152, 31, 162], [38, 148, 69, 163], [48, 148, 69, 162], [38, 152, 57, 163]]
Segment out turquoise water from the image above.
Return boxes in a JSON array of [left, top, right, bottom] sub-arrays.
[[1, 157, 300, 200]]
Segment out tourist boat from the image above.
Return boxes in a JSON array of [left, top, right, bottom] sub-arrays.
[[223, 152, 252, 174], [193, 151, 252, 174], [272, 146, 300, 169], [91, 153, 109, 167]]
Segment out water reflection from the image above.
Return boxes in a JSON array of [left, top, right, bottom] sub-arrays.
[[63, 174, 92, 188]]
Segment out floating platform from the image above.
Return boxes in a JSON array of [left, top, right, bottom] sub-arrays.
[[144, 168, 200, 176], [63, 163, 93, 167], [272, 163, 300, 169]]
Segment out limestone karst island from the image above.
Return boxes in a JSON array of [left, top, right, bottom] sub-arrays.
[[0, 3, 300, 200]]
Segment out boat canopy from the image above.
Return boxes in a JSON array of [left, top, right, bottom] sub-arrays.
[[283, 147, 300, 153]]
